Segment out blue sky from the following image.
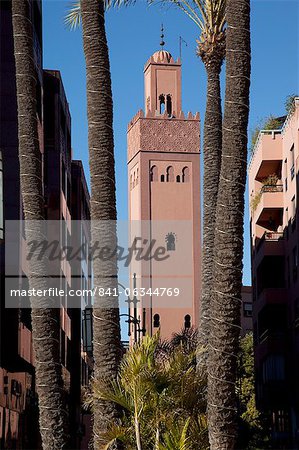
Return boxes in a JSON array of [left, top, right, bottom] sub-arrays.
[[43, 0, 299, 286]]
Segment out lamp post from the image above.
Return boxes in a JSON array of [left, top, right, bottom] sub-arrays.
[[119, 273, 146, 342]]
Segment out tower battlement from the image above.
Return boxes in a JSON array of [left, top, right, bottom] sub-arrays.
[[127, 114, 200, 162]]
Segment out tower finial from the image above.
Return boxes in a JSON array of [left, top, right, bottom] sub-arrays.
[[160, 24, 165, 50]]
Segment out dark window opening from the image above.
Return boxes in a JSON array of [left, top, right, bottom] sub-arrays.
[[184, 314, 191, 329], [153, 314, 160, 328], [243, 302, 252, 317], [159, 95, 165, 114], [166, 95, 172, 116], [176, 175, 180, 183], [161, 175, 165, 182]]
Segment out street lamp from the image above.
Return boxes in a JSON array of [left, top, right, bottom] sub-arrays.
[[119, 273, 146, 342]]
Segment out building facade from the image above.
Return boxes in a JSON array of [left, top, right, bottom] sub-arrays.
[[249, 98, 299, 448], [0, 2, 91, 447], [241, 286, 253, 337], [127, 48, 201, 340]]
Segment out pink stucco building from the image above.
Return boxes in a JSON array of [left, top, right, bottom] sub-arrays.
[[249, 98, 299, 448], [127, 49, 201, 340]]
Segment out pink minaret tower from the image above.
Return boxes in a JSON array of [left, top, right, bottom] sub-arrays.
[[127, 36, 201, 340]]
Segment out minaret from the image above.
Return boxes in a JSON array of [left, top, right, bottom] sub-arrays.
[[127, 37, 201, 340]]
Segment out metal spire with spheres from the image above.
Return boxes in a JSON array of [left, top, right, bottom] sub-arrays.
[[160, 24, 165, 49]]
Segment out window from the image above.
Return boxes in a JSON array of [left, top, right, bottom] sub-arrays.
[[150, 165, 158, 182], [176, 175, 180, 183], [166, 166, 174, 182], [159, 95, 165, 114], [284, 159, 288, 191], [290, 144, 295, 180], [153, 314, 160, 328], [166, 95, 172, 116], [161, 175, 165, 182], [243, 302, 253, 317], [184, 314, 191, 329], [182, 167, 190, 183], [0, 151, 3, 240], [262, 355, 285, 383], [293, 246, 298, 282], [291, 195, 296, 219]]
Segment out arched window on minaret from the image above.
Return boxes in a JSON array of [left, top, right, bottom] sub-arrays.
[[161, 174, 165, 182], [153, 314, 160, 328], [159, 94, 165, 114], [166, 94, 172, 116], [150, 165, 158, 182], [166, 166, 174, 182], [182, 167, 190, 183], [184, 314, 191, 329], [176, 175, 181, 183]]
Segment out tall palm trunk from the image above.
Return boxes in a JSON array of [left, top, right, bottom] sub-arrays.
[[81, 0, 122, 447], [12, 0, 69, 448], [207, 0, 251, 447], [200, 59, 223, 347]]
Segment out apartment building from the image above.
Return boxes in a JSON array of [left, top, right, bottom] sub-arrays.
[[249, 98, 299, 448], [0, 1, 92, 447]]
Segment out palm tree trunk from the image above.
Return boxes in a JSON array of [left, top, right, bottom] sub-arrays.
[[12, 0, 69, 448], [80, 0, 122, 447], [200, 61, 223, 348], [207, 0, 251, 448]]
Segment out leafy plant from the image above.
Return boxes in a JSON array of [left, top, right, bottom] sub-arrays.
[[236, 334, 271, 449], [86, 333, 208, 449], [250, 173, 279, 213], [285, 94, 298, 115], [250, 115, 284, 151]]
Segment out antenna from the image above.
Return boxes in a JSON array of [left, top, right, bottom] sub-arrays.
[[179, 36, 188, 60]]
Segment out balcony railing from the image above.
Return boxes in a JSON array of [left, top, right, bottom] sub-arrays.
[[256, 231, 284, 253], [261, 184, 283, 193], [259, 329, 286, 344]]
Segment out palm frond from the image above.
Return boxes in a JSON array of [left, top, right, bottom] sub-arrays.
[[64, 1, 81, 30]]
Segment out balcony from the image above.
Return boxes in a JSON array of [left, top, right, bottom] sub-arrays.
[[253, 288, 288, 318], [249, 131, 283, 181], [259, 329, 286, 345], [256, 330, 287, 364], [252, 185, 284, 228], [255, 231, 284, 266]]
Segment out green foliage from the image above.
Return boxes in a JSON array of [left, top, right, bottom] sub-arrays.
[[262, 173, 278, 187], [250, 115, 283, 151], [87, 332, 208, 449], [87, 331, 270, 449], [251, 94, 298, 152], [250, 191, 262, 213], [250, 173, 279, 213], [285, 94, 298, 115], [236, 334, 271, 449]]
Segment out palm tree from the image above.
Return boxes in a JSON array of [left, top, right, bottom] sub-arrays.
[[87, 334, 208, 449], [157, 0, 226, 347], [66, 0, 122, 447], [11, 0, 69, 447], [207, 0, 251, 447]]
